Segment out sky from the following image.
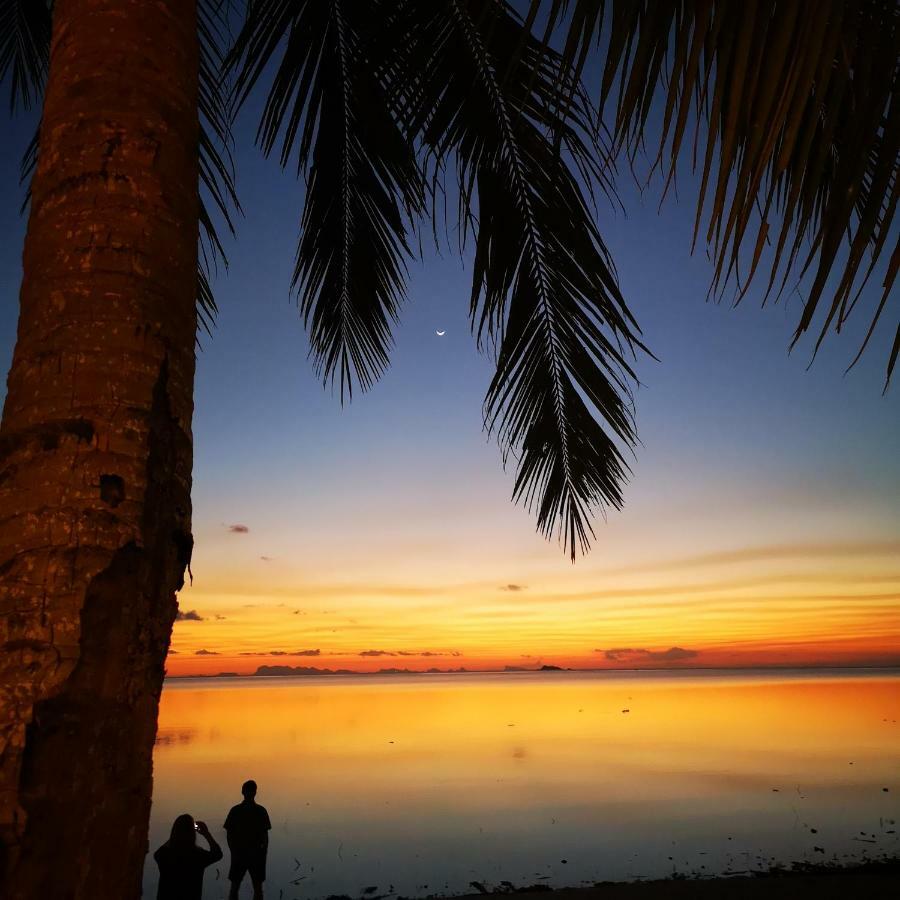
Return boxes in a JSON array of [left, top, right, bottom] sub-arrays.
[[1, 84, 898, 676]]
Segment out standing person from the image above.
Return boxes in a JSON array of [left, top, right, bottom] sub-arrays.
[[224, 780, 272, 900], [154, 815, 223, 900]]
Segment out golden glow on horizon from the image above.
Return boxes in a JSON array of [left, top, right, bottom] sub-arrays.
[[166, 539, 900, 675], [153, 675, 900, 827]]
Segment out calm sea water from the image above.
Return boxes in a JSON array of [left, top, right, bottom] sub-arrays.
[[142, 669, 899, 898]]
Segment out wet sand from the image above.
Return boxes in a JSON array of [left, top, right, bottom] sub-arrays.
[[447, 861, 900, 900]]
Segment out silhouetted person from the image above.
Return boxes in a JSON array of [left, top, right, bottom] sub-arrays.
[[224, 779, 272, 900], [154, 814, 223, 900]]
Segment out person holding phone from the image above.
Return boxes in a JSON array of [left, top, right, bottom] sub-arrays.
[[154, 814, 223, 900]]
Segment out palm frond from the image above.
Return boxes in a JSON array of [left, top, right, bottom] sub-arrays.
[[395, 0, 643, 560], [541, 0, 900, 386], [229, 0, 424, 400], [0, 0, 50, 112], [197, 0, 241, 334]]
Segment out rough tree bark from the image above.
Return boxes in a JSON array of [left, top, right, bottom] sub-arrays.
[[0, 1, 198, 896]]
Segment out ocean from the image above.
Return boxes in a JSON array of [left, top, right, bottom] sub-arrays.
[[143, 669, 899, 898]]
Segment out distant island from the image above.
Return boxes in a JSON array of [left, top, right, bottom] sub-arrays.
[[253, 665, 470, 677]]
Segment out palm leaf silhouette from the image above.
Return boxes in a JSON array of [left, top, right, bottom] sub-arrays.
[[232, 0, 643, 559], [398, 0, 643, 558], [0, 0, 50, 112], [538, 0, 899, 387], [229, 0, 425, 400]]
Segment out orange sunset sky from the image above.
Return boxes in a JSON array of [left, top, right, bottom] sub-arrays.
[[168, 529, 900, 675]]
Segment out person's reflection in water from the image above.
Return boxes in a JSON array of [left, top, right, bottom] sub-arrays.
[[154, 814, 223, 900], [225, 779, 272, 900]]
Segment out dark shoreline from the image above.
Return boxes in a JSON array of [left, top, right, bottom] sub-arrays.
[[412, 860, 900, 900]]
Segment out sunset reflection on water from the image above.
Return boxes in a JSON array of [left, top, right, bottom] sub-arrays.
[[144, 671, 899, 898]]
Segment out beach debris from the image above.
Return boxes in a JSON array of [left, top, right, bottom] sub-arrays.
[[809, 828, 818, 834], [772, 788, 779, 792], [883, 787, 890, 792], [813, 847, 825, 854], [560, 859, 568, 864], [469, 881, 488, 894], [362, 887, 379, 894], [294, 858, 302, 870]]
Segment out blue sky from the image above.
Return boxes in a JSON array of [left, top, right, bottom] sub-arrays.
[[1, 82, 898, 670]]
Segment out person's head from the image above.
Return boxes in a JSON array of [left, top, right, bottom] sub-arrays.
[[241, 779, 257, 801], [169, 814, 197, 852]]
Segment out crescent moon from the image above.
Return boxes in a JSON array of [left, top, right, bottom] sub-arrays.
[[436, 330, 446, 336]]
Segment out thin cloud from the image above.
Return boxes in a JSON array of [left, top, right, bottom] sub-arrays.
[[609, 541, 900, 575], [501, 584, 526, 591], [239, 649, 321, 657], [214, 614, 227, 621], [364, 649, 463, 658], [227, 524, 249, 534], [195, 649, 219, 656], [599, 647, 699, 663], [175, 610, 203, 622], [168, 649, 179, 654], [260, 556, 274, 561]]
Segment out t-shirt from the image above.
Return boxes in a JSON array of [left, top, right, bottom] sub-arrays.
[[154, 842, 222, 900], [224, 801, 272, 856]]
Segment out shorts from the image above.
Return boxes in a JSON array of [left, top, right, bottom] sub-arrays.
[[229, 852, 266, 884]]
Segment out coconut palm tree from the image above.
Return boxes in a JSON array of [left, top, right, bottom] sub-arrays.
[[0, 1, 236, 895], [0, 0, 896, 896]]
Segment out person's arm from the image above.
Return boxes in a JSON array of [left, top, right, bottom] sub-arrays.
[[195, 821, 223, 864], [223, 809, 235, 852]]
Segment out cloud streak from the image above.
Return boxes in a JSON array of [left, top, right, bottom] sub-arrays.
[[359, 649, 463, 658], [598, 647, 699, 663], [228, 524, 249, 534], [175, 610, 204, 622]]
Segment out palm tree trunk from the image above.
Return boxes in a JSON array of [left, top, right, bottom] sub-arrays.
[[0, 1, 198, 896]]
